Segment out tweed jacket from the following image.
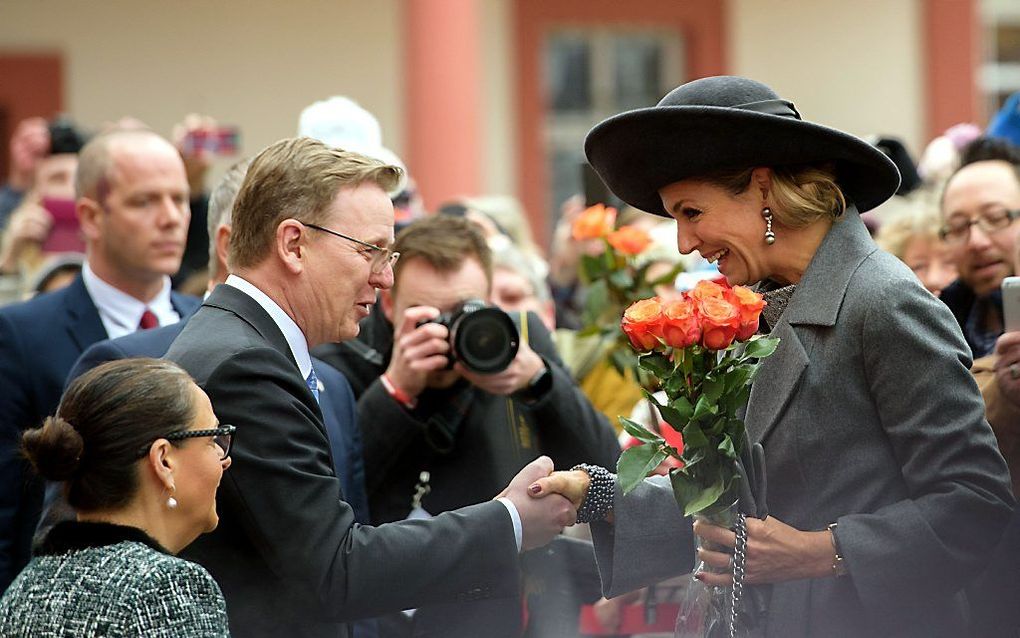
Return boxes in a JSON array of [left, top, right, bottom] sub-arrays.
[[0, 521, 228, 637], [590, 210, 1015, 637]]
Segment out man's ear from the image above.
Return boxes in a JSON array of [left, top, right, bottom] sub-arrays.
[[275, 219, 305, 274], [77, 197, 103, 242], [215, 223, 231, 275]]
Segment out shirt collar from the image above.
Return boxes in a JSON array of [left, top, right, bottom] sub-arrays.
[[81, 262, 176, 339], [225, 274, 312, 379]]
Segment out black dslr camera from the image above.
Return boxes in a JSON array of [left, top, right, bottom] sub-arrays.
[[416, 299, 520, 373]]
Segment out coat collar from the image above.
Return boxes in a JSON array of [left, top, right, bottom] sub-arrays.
[[746, 209, 877, 444], [37, 520, 171, 556], [61, 274, 108, 351], [203, 283, 298, 369]]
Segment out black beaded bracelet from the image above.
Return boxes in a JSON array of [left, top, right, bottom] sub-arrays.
[[572, 463, 616, 523]]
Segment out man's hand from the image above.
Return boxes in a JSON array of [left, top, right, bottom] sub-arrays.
[[384, 305, 449, 399], [527, 469, 590, 510], [994, 332, 1020, 408], [0, 197, 52, 274], [7, 118, 49, 191], [498, 456, 575, 551], [458, 337, 545, 396]]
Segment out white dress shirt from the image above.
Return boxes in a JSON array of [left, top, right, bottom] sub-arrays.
[[81, 263, 180, 339], [223, 274, 523, 551]]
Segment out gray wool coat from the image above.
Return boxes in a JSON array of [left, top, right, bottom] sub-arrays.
[[591, 210, 1015, 637]]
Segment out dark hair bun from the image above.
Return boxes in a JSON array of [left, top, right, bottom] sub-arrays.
[[22, 416, 85, 482]]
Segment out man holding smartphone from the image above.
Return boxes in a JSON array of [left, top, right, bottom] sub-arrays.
[[938, 136, 1020, 358]]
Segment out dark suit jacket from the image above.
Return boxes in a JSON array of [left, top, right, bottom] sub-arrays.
[[165, 284, 521, 638], [65, 322, 370, 523], [0, 275, 199, 591]]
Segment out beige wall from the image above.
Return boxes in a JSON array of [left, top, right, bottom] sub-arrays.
[[0, 0, 404, 177], [729, 0, 924, 155]]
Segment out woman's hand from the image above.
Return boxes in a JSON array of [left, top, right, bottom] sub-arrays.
[[528, 469, 590, 511], [693, 515, 835, 586]]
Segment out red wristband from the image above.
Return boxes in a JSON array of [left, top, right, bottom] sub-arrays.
[[381, 373, 417, 409]]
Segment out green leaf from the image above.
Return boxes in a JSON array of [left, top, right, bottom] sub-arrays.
[[608, 269, 634, 290], [619, 416, 662, 444], [669, 471, 727, 517], [745, 336, 780, 359], [576, 324, 602, 338], [580, 254, 606, 281], [639, 352, 673, 378], [618, 444, 668, 494], [717, 434, 736, 459], [581, 280, 609, 326], [702, 375, 724, 402], [681, 420, 709, 449], [692, 394, 717, 420], [654, 395, 692, 428], [682, 477, 727, 517]]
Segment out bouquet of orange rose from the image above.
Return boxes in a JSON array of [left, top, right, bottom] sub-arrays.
[[616, 279, 778, 517], [571, 203, 683, 377]]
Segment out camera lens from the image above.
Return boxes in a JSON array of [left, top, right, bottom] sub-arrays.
[[451, 307, 519, 373]]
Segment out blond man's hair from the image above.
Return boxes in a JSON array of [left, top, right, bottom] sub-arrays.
[[228, 137, 401, 269]]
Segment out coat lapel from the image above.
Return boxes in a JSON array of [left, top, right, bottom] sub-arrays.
[[61, 275, 107, 353], [202, 284, 298, 369], [746, 209, 877, 444]]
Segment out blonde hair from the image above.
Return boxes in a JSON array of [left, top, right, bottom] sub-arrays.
[[875, 204, 943, 260], [702, 164, 847, 228], [229, 137, 402, 269]]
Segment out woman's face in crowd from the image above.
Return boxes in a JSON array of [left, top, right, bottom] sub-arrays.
[[901, 235, 958, 297], [174, 384, 231, 537], [659, 177, 770, 286]]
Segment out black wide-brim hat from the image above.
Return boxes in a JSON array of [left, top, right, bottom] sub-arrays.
[[584, 76, 901, 216]]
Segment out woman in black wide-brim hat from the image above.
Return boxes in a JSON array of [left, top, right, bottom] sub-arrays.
[[531, 76, 1015, 637]]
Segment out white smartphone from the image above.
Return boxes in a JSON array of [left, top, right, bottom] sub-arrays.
[[1003, 276, 1020, 333]]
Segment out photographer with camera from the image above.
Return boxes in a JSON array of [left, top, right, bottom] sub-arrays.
[[314, 214, 620, 637]]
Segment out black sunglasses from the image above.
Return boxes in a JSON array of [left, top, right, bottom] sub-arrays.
[[139, 424, 236, 460]]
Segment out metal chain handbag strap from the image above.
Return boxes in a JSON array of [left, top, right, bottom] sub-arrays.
[[730, 513, 749, 638]]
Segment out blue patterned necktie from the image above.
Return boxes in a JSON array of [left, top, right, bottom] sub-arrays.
[[305, 366, 320, 404]]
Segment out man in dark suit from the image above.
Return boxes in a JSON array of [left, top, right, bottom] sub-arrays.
[[163, 137, 574, 638], [0, 129, 199, 590], [64, 157, 370, 524]]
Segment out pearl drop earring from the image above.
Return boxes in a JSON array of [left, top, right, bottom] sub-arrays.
[[762, 207, 776, 245], [166, 486, 178, 509]]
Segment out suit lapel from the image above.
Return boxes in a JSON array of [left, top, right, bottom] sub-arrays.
[[746, 321, 809, 443], [169, 291, 202, 319], [62, 275, 108, 353], [746, 209, 877, 444]]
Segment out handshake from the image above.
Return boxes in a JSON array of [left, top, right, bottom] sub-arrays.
[[497, 456, 596, 551]]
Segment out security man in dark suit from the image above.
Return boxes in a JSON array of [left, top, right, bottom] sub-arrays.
[[0, 129, 200, 591]]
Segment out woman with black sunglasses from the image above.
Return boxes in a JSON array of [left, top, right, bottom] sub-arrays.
[[0, 358, 233, 637]]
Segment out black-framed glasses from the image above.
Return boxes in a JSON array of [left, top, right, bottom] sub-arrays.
[[939, 209, 1020, 245], [297, 220, 400, 274], [139, 424, 236, 460]]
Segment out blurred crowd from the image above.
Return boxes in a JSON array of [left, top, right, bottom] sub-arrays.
[[0, 88, 1018, 638]]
